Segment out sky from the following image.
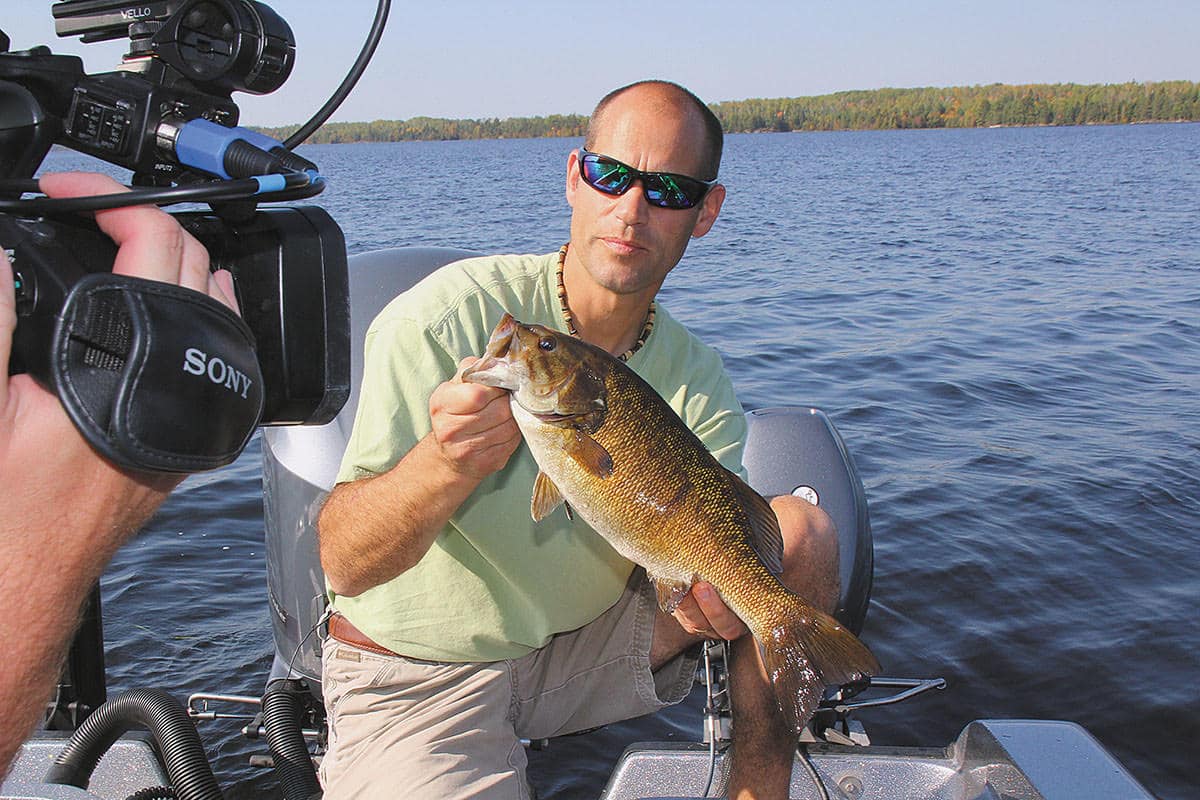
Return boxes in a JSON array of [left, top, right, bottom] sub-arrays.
[[3, 1, 1196, 128]]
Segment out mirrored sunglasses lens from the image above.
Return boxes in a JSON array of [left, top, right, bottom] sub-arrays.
[[644, 174, 703, 209], [583, 156, 630, 195]]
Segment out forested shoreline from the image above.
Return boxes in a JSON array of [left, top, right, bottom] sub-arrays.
[[255, 81, 1199, 144]]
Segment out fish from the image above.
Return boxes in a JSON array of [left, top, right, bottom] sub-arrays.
[[461, 313, 880, 733]]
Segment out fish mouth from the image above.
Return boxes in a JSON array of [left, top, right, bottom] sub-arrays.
[[461, 314, 521, 390], [462, 313, 607, 423], [529, 410, 588, 424], [460, 315, 576, 409]]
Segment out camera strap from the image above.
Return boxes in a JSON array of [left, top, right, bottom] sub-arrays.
[[51, 273, 264, 473]]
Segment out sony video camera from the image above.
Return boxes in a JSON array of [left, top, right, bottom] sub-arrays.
[[0, 0, 349, 473]]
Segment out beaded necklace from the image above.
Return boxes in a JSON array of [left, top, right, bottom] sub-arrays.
[[554, 243, 655, 363]]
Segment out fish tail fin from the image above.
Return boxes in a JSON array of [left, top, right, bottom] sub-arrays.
[[756, 596, 881, 735]]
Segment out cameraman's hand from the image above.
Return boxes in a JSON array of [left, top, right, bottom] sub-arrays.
[[0, 171, 240, 778], [2, 172, 241, 490], [38, 172, 239, 311]]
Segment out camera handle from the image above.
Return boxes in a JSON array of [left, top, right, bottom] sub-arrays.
[[0, 78, 57, 181]]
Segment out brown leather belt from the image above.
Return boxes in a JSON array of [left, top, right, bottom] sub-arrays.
[[328, 612, 400, 658]]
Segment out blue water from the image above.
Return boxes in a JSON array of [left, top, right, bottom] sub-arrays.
[[43, 123, 1198, 799]]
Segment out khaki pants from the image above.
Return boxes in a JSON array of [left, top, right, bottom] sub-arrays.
[[318, 569, 698, 800]]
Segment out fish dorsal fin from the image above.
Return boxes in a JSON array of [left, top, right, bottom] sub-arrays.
[[727, 469, 785, 576], [531, 471, 565, 521], [566, 430, 614, 479]]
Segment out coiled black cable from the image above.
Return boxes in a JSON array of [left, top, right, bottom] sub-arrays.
[[283, 0, 391, 149]]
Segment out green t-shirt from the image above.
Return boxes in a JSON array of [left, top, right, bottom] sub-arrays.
[[331, 251, 747, 661]]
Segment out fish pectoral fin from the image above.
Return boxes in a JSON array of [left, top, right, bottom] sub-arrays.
[[566, 430, 614, 479], [531, 471, 567, 522], [726, 469, 785, 576], [650, 574, 694, 614]]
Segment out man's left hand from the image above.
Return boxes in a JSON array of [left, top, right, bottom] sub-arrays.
[[671, 580, 750, 641]]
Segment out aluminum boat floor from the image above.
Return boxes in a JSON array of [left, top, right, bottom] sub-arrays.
[[600, 720, 1153, 800]]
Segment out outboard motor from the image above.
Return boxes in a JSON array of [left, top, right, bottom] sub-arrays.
[[743, 407, 873, 633], [262, 247, 480, 686]]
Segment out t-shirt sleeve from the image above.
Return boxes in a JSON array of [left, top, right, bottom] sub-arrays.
[[689, 368, 748, 480], [336, 315, 458, 483]]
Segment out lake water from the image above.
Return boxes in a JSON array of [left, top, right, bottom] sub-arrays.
[[43, 123, 1198, 799]]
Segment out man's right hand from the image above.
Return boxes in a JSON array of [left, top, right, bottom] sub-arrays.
[[428, 356, 522, 481], [317, 356, 522, 597]]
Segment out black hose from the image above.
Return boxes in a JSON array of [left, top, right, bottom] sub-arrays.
[[261, 679, 322, 800], [125, 787, 177, 800], [43, 688, 223, 800]]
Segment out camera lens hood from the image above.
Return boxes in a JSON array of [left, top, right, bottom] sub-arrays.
[[52, 273, 265, 473]]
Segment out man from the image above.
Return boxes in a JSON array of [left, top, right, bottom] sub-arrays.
[[0, 172, 239, 776], [317, 80, 840, 800]]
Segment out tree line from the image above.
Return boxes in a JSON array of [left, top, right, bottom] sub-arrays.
[[714, 81, 1200, 132], [254, 81, 1199, 144]]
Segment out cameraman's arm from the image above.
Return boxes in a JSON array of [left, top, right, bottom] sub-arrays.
[[318, 362, 520, 597], [0, 172, 238, 777]]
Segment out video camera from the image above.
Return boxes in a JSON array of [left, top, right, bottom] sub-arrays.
[[0, 0, 351, 473]]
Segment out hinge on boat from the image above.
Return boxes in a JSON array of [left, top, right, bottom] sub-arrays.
[[700, 641, 946, 747], [811, 676, 947, 745]]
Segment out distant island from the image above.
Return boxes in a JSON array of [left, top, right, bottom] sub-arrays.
[[253, 81, 1199, 144]]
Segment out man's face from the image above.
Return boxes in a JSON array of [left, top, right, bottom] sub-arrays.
[[565, 89, 725, 300]]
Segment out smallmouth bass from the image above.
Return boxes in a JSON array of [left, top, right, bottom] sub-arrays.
[[462, 313, 880, 732]]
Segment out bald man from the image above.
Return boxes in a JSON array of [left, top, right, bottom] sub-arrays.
[[317, 80, 839, 800]]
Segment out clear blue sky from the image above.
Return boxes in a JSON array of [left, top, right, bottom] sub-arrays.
[[4, 1, 1196, 128]]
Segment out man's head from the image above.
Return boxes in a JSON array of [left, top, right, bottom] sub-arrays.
[[585, 80, 724, 181], [565, 80, 726, 303]]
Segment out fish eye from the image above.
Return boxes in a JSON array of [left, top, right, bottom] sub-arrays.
[[538, 337, 556, 352]]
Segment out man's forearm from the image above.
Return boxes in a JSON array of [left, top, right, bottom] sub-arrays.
[[317, 433, 484, 597], [0, 438, 177, 776]]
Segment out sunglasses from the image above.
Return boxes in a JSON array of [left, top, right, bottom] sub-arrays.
[[578, 149, 716, 210]]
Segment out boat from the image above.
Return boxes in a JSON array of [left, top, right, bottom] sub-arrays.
[[2, 246, 1157, 800]]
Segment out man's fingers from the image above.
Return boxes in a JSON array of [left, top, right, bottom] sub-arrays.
[[0, 260, 15, 409], [671, 599, 705, 636], [429, 372, 521, 477], [38, 172, 236, 315], [37, 171, 125, 200], [447, 393, 520, 446], [208, 269, 240, 313], [675, 582, 749, 641], [175, 231, 213, 296], [454, 356, 478, 381], [693, 582, 748, 639], [36, 173, 166, 271], [435, 377, 510, 420], [37, 173, 215, 293], [38, 172, 179, 282], [107, 211, 189, 284]]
